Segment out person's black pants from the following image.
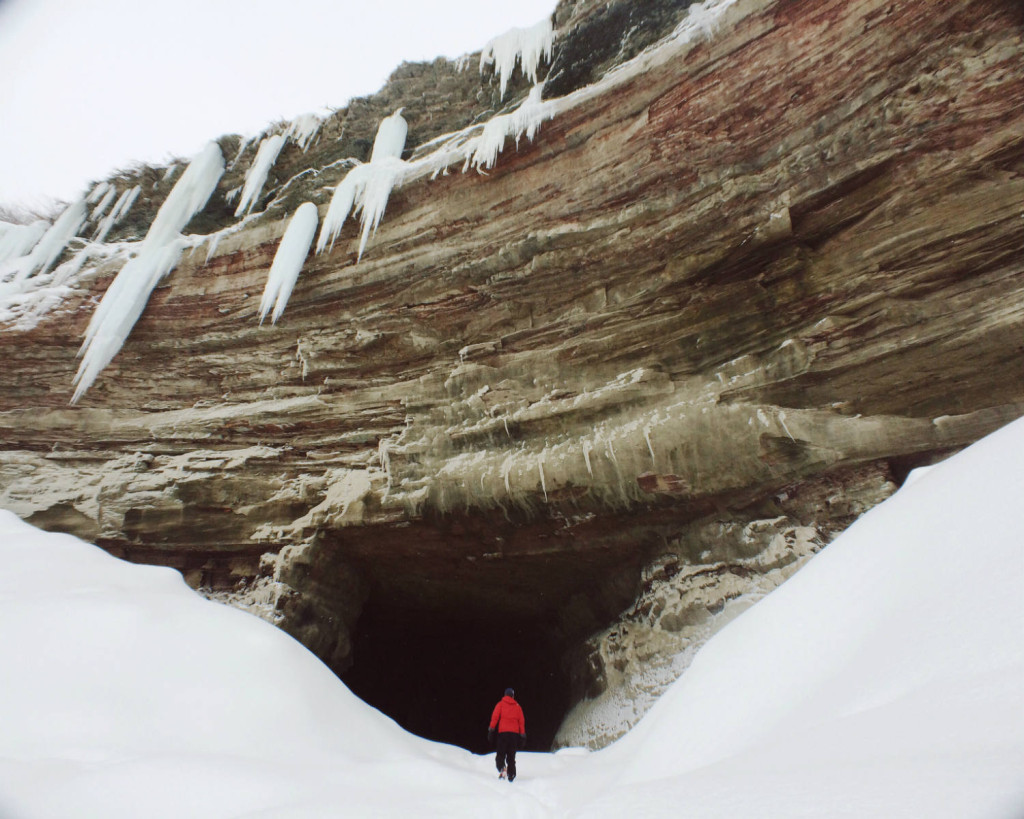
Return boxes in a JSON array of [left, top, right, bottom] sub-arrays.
[[495, 732, 520, 780]]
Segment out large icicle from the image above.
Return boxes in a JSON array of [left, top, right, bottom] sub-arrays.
[[72, 142, 224, 403], [14, 200, 87, 282], [258, 202, 318, 324], [234, 134, 286, 218], [467, 84, 553, 171], [480, 17, 554, 99], [316, 110, 408, 261], [353, 157, 405, 260], [370, 108, 407, 162], [0, 220, 48, 267]]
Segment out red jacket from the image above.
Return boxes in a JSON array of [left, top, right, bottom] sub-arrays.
[[490, 696, 525, 735]]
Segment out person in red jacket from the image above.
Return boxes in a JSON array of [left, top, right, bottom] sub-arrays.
[[488, 687, 526, 782]]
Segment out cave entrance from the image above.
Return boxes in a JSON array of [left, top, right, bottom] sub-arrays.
[[342, 600, 571, 752], [332, 512, 647, 752]]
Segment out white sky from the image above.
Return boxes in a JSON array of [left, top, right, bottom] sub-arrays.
[[0, 0, 557, 210]]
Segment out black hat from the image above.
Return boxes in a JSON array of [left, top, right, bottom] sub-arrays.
[[505, 687, 515, 697]]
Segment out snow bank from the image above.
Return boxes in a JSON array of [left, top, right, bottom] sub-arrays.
[[1, 413, 1022, 817], [258, 201, 318, 324], [72, 142, 224, 403]]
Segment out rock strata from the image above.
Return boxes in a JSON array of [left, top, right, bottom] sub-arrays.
[[1, 0, 1022, 747]]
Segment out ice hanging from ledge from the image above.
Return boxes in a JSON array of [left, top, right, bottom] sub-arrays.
[[316, 109, 408, 260], [234, 134, 286, 218], [259, 202, 318, 325], [72, 142, 224, 403], [480, 16, 554, 100]]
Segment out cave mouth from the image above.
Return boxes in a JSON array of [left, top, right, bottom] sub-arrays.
[[327, 509, 651, 753], [341, 598, 573, 753]]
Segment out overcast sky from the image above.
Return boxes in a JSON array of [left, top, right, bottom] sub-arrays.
[[0, 0, 556, 211]]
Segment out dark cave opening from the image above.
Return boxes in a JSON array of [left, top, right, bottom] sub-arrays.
[[342, 599, 573, 753], [324, 509, 652, 753]]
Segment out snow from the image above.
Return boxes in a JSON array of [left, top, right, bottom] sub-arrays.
[[316, 110, 409, 260], [72, 142, 224, 403], [258, 201, 318, 324], [1, 410, 1022, 817], [234, 133, 286, 217], [479, 16, 554, 99]]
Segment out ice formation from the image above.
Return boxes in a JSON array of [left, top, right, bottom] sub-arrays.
[[370, 108, 407, 162], [72, 142, 225, 403], [258, 202, 318, 324], [89, 185, 117, 222], [13, 200, 87, 281], [467, 84, 552, 171], [287, 113, 323, 152], [85, 181, 110, 204], [234, 134, 286, 218], [0, 220, 48, 266], [92, 186, 140, 244], [316, 110, 408, 260], [479, 16, 554, 99]]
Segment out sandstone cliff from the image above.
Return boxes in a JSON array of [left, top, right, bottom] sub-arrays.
[[1, 0, 1021, 749]]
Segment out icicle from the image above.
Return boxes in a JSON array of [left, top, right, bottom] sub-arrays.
[[90, 186, 117, 223], [93, 186, 140, 244], [315, 110, 408, 261], [316, 167, 362, 254], [286, 113, 323, 152], [370, 109, 407, 162], [354, 157, 405, 260], [467, 85, 552, 172], [479, 17, 554, 99], [72, 142, 224, 403], [229, 134, 255, 172], [583, 440, 593, 477], [502, 454, 515, 495], [644, 425, 657, 467], [86, 181, 110, 204], [258, 202, 318, 324], [235, 134, 286, 218], [16, 200, 87, 281], [162, 164, 180, 183], [0, 220, 48, 266], [204, 231, 225, 264], [538, 456, 548, 503]]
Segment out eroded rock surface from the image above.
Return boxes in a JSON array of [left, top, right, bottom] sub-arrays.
[[1, 0, 1022, 747]]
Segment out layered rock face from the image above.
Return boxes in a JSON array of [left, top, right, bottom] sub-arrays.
[[1, 0, 1022, 749]]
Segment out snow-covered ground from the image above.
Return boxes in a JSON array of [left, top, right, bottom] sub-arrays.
[[1, 416, 1022, 818]]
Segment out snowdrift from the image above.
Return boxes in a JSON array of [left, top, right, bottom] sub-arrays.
[[1, 416, 1022, 818]]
